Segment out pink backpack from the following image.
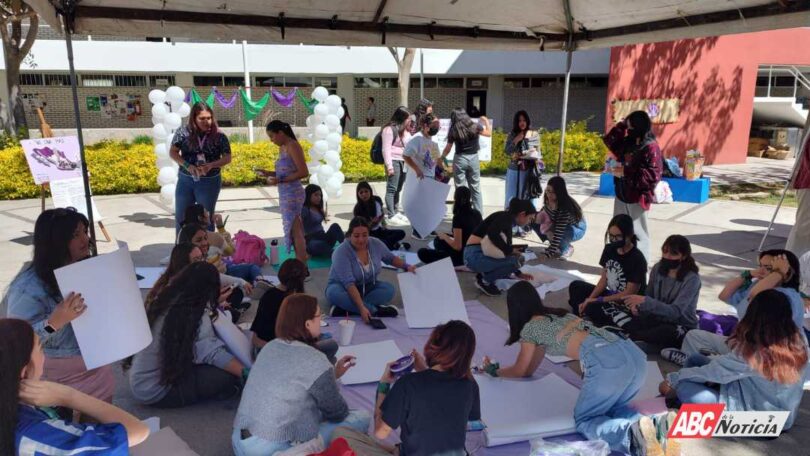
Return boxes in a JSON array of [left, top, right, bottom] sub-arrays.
[[231, 230, 268, 266]]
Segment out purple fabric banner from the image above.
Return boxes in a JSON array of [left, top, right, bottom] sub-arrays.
[[271, 87, 298, 107], [212, 87, 238, 109]]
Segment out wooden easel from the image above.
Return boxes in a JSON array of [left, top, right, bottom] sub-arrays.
[[35, 107, 110, 241]]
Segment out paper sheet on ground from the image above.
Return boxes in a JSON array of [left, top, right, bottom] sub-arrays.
[[136, 267, 165, 289], [382, 250, 420, 270], [54, 245, 152, 370], [131, 427, 200, 456], [336, 340, 403, 385], [398, 258, 469, 328], [212, 309, 253, 368], [49, 177, 102, 221], [478, 373, 579, 446], [402, 177, 450, 238], [545, 354, 573, 364], [496, 264, 600, 299]]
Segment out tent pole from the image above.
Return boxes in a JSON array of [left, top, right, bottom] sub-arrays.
[[63, 14, 98, 256], [242, 40, 254, 144], [556, 0, 575, 176], [420, 49, 424, 100]]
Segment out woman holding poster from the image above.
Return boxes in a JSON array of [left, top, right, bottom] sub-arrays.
[[5, 208, 115, 402]]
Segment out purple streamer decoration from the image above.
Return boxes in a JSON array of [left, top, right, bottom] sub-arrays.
[[184, 91, 191, 103], [212, 87, 239, 109], [271, 87, 298, 108]]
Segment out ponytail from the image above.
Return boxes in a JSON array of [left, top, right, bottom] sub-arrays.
[[266, 120, 297, 141]]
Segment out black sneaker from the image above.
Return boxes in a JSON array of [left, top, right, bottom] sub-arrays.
[[475, 274, 501, 296], [304, 267, 312, 282], [329, 306, 359, 318], [374, 305, 399, 318]]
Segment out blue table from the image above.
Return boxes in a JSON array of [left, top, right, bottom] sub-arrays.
[[598, 173, 710, 204]]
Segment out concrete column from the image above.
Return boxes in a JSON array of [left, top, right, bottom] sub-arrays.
[[337, 74, 356, 137], [488, 75, 505, 129], [175, 72, 194, 88]]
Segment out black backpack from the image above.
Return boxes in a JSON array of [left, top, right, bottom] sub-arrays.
[[370, 128, 385, 164]]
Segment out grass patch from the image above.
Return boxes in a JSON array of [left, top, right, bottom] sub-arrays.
[[710, 182, 797, 207]]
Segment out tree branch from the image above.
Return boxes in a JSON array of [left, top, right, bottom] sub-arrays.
[[387, 46, 400, 65], [19, 13, 36, 58]]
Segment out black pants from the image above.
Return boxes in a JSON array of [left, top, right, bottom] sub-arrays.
[[417, 238, 463, 266], [152, 365, 240, 408], [227, 287, 248, 323], [371, 227, 405, 250], [306, 223, 344, 257]]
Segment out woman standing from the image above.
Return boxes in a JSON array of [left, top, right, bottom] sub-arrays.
[[441, 108, 492, 213], [6, 208, 115, 403], [504, 111, 542, 210], [382, 107, 413, 224], [408, 98, 433, 135], [603, 110, 663, 264], [265, 120, 309, 265], [170, 102, 232, 232]]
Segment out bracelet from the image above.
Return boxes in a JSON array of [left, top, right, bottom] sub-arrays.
[[377, 382, 391, 394], [484, 362, 500, 377]]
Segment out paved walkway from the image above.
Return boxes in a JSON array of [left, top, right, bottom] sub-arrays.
[[702, 156, 795, 186]]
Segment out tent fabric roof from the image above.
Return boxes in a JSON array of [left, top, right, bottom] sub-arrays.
[[28, 0, 810, 51]]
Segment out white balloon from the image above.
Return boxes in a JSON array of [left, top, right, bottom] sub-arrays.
[[334, 171, 346, 183], [306, 160, 321, 173], [165, 86, 185, 104], [314, 140, 329, 154], [336, 188, 343, 199], [314, 103, 329, 118], [157, 166, 177, 186], [309, 147, 325, 161], [309, 174, 320, 186], [326, 175, 342, 193], [334, 158, 343, 171], [321, 189, 329, 203], [326, 95, 342, 110], [326, 132, 342, 149], [154, 143, 169, 159], [337, 107, 345, 119], [156, 157, 174, 169], [325, 149, 340, 166], [317, 164, 335, 181], [305, 115, 314, 128], [151, 116, 162, 126], [154, 135, 168, 145], [164, 113, 182, 130], [152, 124, 168, 139], [160, 184, 176, 204], [177, 102, 191, 117], [311, 114, 323, 126], [148, 89, 166, 105], [312, 86, 329, 103], [315, 124, 329, 140], [325, 114, 340, 130], [151, 103, 168, 120]]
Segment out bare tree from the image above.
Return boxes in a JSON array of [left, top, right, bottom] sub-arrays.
[[388, 47, 415, 107], [0, 0, 37, 136]]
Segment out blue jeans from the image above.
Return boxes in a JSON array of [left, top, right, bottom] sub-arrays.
[[463, 244, 520, 284], [574, 335, 647, 454], [306, 224, 344, 257], [675, 353, 721, 404], [504, 167, 541, 209], [232, 410, 370, 456], [175, 172, 222, 233], [385, 161, 407, 217], [326, 281, 396, 315], [226, 263, 262, 283]]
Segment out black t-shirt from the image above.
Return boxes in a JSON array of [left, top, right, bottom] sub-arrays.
[[381, 369, 480, 456], [250, 287, 287, 342], [449, 124, 483, 155], [171, 126, 231, 177], [453, 208, 483, 248], [598, 244, 647, 293], [471, 210, 513, 257]]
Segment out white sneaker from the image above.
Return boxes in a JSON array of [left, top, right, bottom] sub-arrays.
[[395, 213, 410, 223]]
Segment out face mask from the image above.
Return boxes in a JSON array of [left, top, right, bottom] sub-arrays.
[[659, 258, 681, 272], [608, 240, 625, 250], [427, 126, 439, 136]]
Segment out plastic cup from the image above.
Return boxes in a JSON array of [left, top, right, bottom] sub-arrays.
[[338, 320, 356, 346]]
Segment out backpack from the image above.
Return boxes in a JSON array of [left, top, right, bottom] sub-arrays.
[[370, 128, 385, 164], [231, 230, 268, 266]]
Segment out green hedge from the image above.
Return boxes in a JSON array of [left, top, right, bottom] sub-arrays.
[[0, 122, 607, 200]]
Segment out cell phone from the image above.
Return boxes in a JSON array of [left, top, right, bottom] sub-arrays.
[[369, 318, 387, 330]]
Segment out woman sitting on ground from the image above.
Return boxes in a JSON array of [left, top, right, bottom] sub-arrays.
[[251, 259, 338, 362], [128, 262, 246, 408], [182, 203, 234, 257], [353, 181, 408, 251], [233, 294, 369, 455], [1, 318, 149, 455], [568, 213, 647, 317], [481, 282, 676, 455], [660, 289, 808, 432], [326, 217, 415, 323], [6, 208, 115, 403], [534, 176, 586, 259], [463, 198, 536, 297], [301, 184, 344, 258], [417, 186, 482, 267], [590, 235, 701, 349], [333, 320, 481, 455]]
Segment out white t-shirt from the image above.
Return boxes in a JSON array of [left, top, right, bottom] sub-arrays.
[[403, 133, 440, 179]]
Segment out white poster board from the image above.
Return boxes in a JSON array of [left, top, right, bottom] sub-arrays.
[[131, 427, 199, 456], [212, 309, 253, 368], [49, 177, 102, 221], [398, 258, 469, 328], [402, 177, 451, 238], [382, 251, 420, 270], [477, 373, 579, 446], [336, 340, 403, 385], [136, 267, 166, 289], [54, 245, 152, 369], [432, 118, 492, 161], [21, 136, 83, 185]]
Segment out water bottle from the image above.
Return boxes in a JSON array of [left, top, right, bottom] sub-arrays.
[[269, 240, 280, 265]]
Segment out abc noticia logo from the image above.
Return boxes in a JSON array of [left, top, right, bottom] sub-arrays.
[[668, 404, 791, 438]]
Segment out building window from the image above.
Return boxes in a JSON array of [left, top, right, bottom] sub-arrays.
[[316, 77, 337, 88], [355, 77, 380, 88], [466, 78, 488, 89], [504, 78, 530, 88], [438, 78, 463, 88], [223, 76, 244, 86], [114, 75, 147, 87], [256, 76, 282, 87], [379, 78, 398, 88], [19, 73, 44, 85], [531, 77, 561, 88], [82, 74, 115, 87], [193, 76, 223, 86], [45, 74, 71, 86], [410, 77, 437, 88], [145, 37, 164, 42], [284, 76, 313, 87], [149, 75, 175, 87]]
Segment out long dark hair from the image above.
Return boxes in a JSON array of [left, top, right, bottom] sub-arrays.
[[146, 243, 199, 309], [304, 184, 326, 218], [605, 213, 638, 246], [424, 320, 476, 379], [506, 282, 567, 345], [346, 216, 372, 238], [453, 186, 474, 216], [147, 262, 220, 386], [0, 318, 35, 456], [660, 235, 699, 281], [728, 289, 808, 384], [28, 208, 90, 296], [266, 120, 297, 141], [624, 110, 656, 150], [353, 181, 379, 220], [182, 203, 206, 227], [511, 110, 531, 135], [278, 258, 307, 294], [546, 176, 582, 223], [760, 249, 801, 290], [448, 108, 478, 143], [507, 198, 538, 217], [178, 223, 205, 245], [188, 102, 219, 148], [387, 106, 411, 141], [415, 98, 433, 119]]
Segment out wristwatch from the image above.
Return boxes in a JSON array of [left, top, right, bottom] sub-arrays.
[[44, 321, 56, 334]]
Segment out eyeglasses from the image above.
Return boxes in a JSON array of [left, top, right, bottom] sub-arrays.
[[608, 234, 624, 242]]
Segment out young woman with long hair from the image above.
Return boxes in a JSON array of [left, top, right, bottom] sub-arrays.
[[170, 102, 232, 232], [145, 242, 204, 309], [233, 294, 368, 455], [534, 176, 585, 259], [481, 282, 675, 455], [6, 208, 115, 403], [408, 98, 433, 134], [353, 181, 407, 251], [382, 106, 414, 224], [1, 318, 149, 455], [441, 107, 492, 213], [504, 110, 543, 212], [265, 120, 309, 265], [568, 213, 647, 317], [661, 290, 808, 431], [417, 186, 482, 267], [182, 203, 234, 257], [301, 184, 344, 257]]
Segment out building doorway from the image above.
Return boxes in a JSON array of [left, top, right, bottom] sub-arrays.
[[466, 90, 487, 117]]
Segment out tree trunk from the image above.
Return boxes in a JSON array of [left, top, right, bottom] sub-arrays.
[[389, 48, 416, 107], [0, 6, 38, 137]]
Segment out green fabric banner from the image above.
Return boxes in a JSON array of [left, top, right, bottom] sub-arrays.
[[205, 92, 216, 109], [296, 89, 319, 114], [239, 89, 271, 121], [189, 88, 204, 106]]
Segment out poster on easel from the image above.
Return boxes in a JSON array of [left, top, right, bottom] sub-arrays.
[[49, 177, 103, 221], [21, 136, 82, 185]]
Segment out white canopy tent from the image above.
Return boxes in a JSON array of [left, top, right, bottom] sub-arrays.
[[24, 0, 810, 249]]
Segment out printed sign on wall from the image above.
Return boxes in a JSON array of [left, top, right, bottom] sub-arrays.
[[612, 98, 680, 124], [21, 136, 82, 185]]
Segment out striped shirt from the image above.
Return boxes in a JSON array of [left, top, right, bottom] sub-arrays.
[[542, 205, 575, 257], [15, 405, 128, 456]]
